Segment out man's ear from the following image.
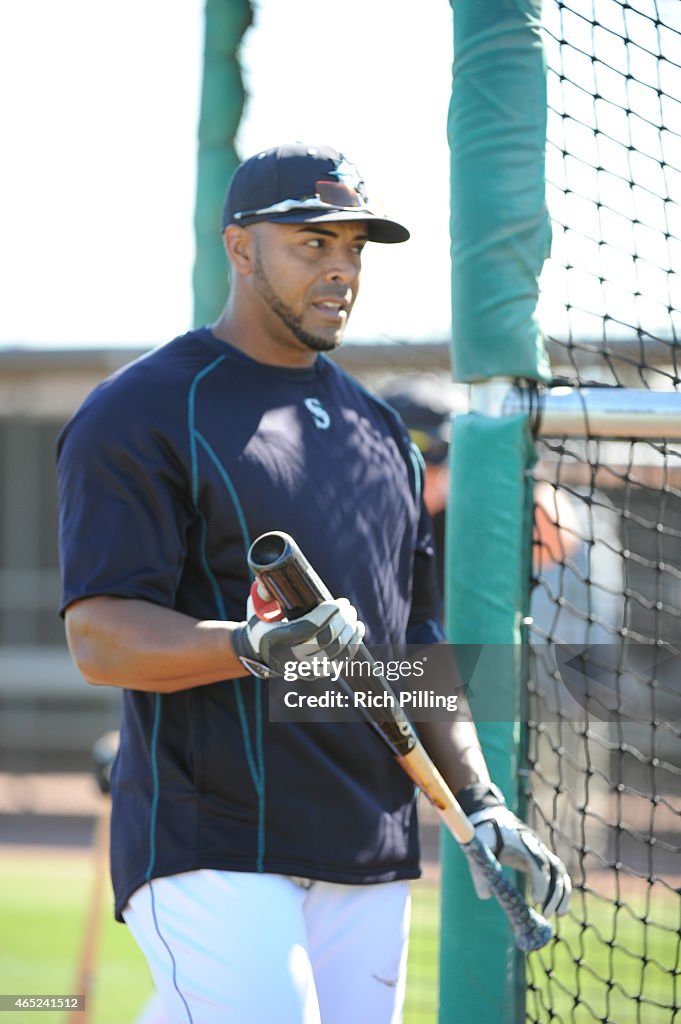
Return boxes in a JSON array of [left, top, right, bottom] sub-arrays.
[[223, 225, 254, 275]]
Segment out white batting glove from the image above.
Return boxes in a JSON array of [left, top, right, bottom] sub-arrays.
[[458, 783, 572, 918], [232, 591, 365, 679]]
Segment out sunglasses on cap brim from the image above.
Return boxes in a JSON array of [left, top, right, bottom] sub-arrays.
[[233, 180, 381, 221]]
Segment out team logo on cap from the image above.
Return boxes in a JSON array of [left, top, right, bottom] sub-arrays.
[[330, 157, 368, 200], [333, 157, 361, 184]]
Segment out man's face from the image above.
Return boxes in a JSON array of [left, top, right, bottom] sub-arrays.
[[248, 221, 368, 353]]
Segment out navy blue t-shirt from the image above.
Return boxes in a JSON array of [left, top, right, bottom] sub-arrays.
[[57, 328, 442, 920]]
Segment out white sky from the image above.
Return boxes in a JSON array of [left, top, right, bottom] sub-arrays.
[[0, 0, 453, 349], [2, 1, 678, 350]]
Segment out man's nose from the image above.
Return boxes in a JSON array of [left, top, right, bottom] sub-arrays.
[[325, 251, 360, 284]]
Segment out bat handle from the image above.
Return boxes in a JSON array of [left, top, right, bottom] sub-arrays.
[[248, 531, 331, 617], [398, 741, 553, 951], [462, 837, 553, 952]]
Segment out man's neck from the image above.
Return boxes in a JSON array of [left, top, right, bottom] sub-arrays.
[[211, 307, 319, 369]]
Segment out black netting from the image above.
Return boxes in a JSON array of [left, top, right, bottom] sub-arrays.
[[539, 0, 681, 387], [527, 1, 681, 1020]]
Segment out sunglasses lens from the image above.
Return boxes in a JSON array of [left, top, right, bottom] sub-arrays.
[[315, 180, 366, 209]]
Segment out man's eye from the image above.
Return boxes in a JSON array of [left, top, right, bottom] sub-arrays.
[[306, 238, 323, 248]]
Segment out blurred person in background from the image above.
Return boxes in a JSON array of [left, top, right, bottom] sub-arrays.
[[380, 375, 467, 600], [381, 375, 583, 592]]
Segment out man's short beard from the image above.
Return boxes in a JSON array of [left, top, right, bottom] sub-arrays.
[[253, 251, 340, 353]]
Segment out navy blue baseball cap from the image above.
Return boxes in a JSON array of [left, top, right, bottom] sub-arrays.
[[221, 143, 410, 244]]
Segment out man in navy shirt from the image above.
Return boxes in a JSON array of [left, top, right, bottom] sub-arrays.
[[58, 143, 570, 1024]]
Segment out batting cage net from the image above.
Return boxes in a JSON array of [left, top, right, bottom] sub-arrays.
[[526, 1, 681, 1020]]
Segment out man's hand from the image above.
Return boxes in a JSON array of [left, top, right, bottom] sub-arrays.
[[457, 783, 572, 917], [232, 591, 365, 679]]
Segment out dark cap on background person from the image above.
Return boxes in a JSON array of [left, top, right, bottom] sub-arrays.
[[221, 143, 410, 244], [381, 375, 467, 465]]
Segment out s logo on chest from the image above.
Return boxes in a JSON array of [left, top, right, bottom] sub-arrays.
[[304, 397, 331, 430]]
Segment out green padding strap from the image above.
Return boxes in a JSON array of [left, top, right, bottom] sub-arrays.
[[439, 413, 535, 1024], [193, 0, 253, 328], [449, 0, 551, 383]]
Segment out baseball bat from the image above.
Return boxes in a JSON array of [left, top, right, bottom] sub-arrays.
[[248, 530, 553, 952], [67, 732, 119, 1024], [67, 796, 110, 1024]]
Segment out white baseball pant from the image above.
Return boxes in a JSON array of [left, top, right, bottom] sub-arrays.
[[124, 870, 411, 1024]]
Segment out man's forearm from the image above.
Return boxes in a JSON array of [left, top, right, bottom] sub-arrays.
[[65, 595, 246, 693], [417, 693, 492, 796]]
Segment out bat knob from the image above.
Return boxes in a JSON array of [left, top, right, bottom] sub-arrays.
[[250, 579, 285, 622]]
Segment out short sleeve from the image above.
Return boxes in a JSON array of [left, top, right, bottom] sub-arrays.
[[57, 388, 192, 616]]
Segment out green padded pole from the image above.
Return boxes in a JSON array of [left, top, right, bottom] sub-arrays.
[[449, 0, 551, 384], [440, 1, 550, 1021], [440, 413, 536, 1024], [193, 0, 252, 328]]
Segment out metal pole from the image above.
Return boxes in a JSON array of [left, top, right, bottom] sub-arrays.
[[505, 386, 681, 439]]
